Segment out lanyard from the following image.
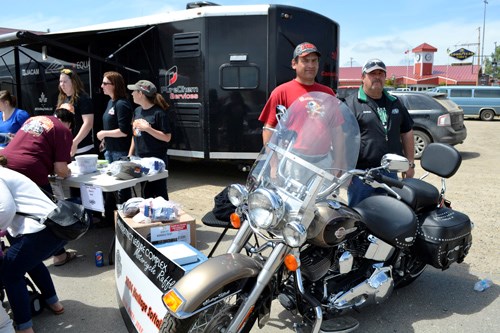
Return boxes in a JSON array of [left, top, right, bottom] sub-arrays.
[[376, 107, 388, 137]]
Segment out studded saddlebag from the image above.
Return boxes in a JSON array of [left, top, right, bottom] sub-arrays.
[[415, 207, 472, 270]]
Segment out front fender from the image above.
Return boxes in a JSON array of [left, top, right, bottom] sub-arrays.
[[166, 253, 262, 317]]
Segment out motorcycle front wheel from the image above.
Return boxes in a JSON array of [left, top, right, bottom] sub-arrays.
[[159, 289, 257, 333]]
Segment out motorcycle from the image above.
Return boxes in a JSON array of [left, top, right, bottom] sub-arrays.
[[159, 92, 473, 333]]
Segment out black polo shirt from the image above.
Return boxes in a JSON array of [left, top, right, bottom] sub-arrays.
[[344, 87, 413, 169]]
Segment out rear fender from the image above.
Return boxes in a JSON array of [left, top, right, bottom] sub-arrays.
[[165, 253, 262, 318]]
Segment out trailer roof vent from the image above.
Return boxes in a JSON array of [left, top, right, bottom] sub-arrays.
[[186, 1, 220, 9], [173, 32, 201, 58]]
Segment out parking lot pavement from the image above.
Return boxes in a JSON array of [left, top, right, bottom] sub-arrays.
[[21, 119, 500, 332]]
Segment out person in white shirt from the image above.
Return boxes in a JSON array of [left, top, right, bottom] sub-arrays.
[[0, 155, 66, 333]]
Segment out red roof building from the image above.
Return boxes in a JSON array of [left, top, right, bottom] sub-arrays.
[[339, 43, 482, 90]]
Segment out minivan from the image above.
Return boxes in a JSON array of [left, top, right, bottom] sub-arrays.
[[432, 85, 500, 121], [389, 91, 467, 159]]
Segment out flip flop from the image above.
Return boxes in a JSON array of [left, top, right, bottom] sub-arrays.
[[50, 305, 65, 315], [54, 251, 77, 267]]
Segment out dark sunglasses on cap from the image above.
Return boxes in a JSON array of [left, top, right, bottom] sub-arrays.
[[60, 68, 73, 76], [362, 59, 386, 73]]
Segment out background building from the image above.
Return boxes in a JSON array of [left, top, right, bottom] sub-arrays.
[[340, 43, 482, 90]]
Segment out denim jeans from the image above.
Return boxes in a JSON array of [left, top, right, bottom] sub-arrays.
[[0, 304, 13, 333], [104, 150, 128, 163], [347, 170, 397, 206], [1, 228, 67, 330], [104, 151, 132, 222]]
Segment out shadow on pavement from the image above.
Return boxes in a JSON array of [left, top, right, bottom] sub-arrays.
[[31, 300, 123, 333]]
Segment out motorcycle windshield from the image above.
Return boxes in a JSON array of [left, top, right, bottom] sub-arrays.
[[248, 92, 360, 198]]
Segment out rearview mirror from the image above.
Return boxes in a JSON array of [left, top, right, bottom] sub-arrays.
[[380, 154, 409, 172]]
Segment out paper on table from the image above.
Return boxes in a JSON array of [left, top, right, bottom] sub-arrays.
[[80, 183, 104, 212]]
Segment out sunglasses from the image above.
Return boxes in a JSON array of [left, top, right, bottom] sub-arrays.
[[363, 60, 386, 72], [60, 68, 73, 76], [102, 81, 113, 86]]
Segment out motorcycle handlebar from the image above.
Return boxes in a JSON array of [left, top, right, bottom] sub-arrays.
[[371, 171, 405, 189]]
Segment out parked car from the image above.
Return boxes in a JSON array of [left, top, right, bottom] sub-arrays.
[[430, 85, 500, 121], [336, 86, 359, 100], [389, 91, 467, 158]]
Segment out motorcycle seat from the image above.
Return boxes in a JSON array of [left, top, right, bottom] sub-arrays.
[[354, 195, 417, 248], [392, 178, 439, 213]]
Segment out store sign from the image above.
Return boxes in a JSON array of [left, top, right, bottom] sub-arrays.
[[449, 48, 475, 60]]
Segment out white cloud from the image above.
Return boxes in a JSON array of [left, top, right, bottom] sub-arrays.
[[341, 19, 500, 67]]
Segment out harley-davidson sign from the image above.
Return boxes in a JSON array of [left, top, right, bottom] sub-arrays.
[[449, 48, 475, 60]]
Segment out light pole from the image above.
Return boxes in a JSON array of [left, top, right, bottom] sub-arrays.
[[482, 0, 488, 69], [492, 59, 497, 84]]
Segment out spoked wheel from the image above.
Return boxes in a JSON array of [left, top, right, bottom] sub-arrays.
[[203, 303, 239, 332], [160, 293, 257, 333]]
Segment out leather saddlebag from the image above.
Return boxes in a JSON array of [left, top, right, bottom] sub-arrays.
[[415, 207, 472, 270]]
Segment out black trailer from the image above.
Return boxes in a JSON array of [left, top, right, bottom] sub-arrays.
[[0, 2, 339, 161]]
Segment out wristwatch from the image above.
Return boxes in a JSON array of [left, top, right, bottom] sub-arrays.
[[409, 162, 415, 169]]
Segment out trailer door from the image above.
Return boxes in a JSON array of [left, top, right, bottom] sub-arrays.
[[268, 6, 340, 91]]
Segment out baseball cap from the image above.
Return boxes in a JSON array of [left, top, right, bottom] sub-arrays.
[[127, 80, 157, 97], [115, 162, 143, 180], [293, 42, 321, 58], [362, 58, 386, 74]]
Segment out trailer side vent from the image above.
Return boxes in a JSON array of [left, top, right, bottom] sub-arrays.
[[175, 103, 202, 128], [173, 33, 201, 58]]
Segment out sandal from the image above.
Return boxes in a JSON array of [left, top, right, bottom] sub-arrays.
[[50, 305, 65, 315], [54, 251, 77, 267]]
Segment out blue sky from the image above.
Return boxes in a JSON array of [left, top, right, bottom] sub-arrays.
[[4, 0, 500, 67]]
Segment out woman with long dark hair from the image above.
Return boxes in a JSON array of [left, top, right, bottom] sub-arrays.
[[96, 72, 133, 224]]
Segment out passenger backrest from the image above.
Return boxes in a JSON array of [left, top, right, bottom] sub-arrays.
[[420, 143, 462, 178]]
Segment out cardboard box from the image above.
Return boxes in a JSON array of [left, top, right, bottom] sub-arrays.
[[118, 211, 196, 247]]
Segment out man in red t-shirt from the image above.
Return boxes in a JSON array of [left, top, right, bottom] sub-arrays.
[[258, 42, 335, 146], [1, 106, 74, 192]]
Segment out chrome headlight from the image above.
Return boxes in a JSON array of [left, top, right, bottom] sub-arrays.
[[283, 220, 307, 247], [248, 188, 284, 229], [228, 184, 248, 207]]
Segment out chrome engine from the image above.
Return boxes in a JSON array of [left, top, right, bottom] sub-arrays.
[[329, 265, 394, 309], [299, 232, 397, 312], [328, 236, 396, 310]]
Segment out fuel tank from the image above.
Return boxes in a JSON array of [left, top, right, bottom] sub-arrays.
[[307, 200, 363, 247]]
